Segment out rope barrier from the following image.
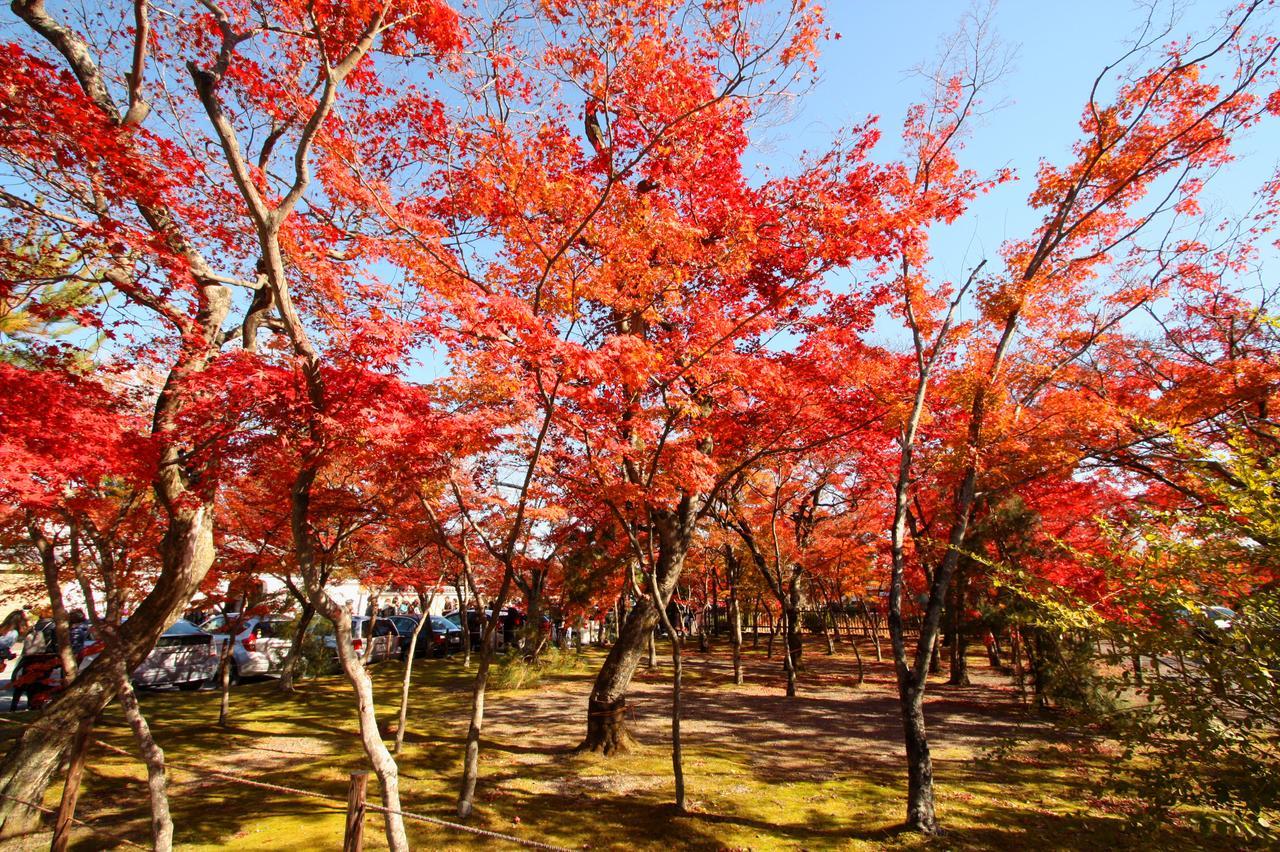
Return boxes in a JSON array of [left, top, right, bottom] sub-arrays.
[[0, 791, 148, 850], [0, 714, 572, 851], [183, 767, 572, 852]]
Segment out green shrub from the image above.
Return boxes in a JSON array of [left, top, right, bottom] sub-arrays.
[[1106, 590, 1280, 842], [490, 646, 590, 691], [286, 616, 336, 680]]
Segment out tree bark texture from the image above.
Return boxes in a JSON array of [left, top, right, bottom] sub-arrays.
[[580, 596, 658, 754], [278, 603, 315, 693], [115, 660, 174, 851]]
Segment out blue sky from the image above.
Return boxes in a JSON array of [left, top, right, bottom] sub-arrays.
[[751, 0, 1279, 288], [398, 1, 1279, 381]]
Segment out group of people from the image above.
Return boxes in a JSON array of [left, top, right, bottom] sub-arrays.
[[1, 607, 92, 712], [0, 609, 30, 663], [367, 597, 421, 619]]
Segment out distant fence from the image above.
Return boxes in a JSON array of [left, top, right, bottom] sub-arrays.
[[700, 606, 922, 643]]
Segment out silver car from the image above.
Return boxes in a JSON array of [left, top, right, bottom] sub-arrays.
[[319, 615, 397, 663], [201, 614, 294, 682], [80, 620, 219, 690]]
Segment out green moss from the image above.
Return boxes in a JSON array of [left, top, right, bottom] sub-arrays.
[[0, 648, 1243, 851]]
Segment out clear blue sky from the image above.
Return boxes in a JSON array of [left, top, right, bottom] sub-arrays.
[[751, 0, 1279, 288]]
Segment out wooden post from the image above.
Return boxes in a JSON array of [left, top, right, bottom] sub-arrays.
[[342, 771, 369, 852], [50, 720, 93, 852]]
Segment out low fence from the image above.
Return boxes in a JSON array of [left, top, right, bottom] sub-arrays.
[[0, 714, 569, 851], [701, 607, 922, 644]]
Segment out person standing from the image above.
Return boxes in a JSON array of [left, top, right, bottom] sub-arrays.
[[0, 610, 28, 666]]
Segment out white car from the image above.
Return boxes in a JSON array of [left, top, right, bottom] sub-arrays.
[[201, 614, 294, 682], [80, 620, 220, 690], [318, 615, 397, 663]]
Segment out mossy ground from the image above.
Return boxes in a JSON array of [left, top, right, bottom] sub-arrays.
[[0, 642, 1235, 850]]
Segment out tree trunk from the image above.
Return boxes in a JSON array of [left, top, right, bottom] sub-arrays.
[[217, 634, 235, 727], [949, 631, 970, 686], [788, 584, 804, 674], [899, 682, 936, 833], [29, 521, 77, 682], [455, 576, 471, 669], [611, 597, 622, 645], [985, 631, 1002, 668], [647, 629, 657, 670], [1011, 627, 1027, 706], [579, 596, 658, 755], [947, 572, 970, 687], [393, 607, 430, 756], [766, 608, 777, 659], [781, 608, 798, 697], [456, 566, 516, 820], [650, 574, 685, 812], [710, 570, 719, 638], [580, 520, 692, 757], [1028, 630, 1048, 709], [323, 599, 409, 852], [730, 592, 743, 686], [116, 662, 173, 851], [781, 581, 804, 697], [278, 603, 315, 693], [841, 617, 865, 686], [0, 6, 232, 832], [456, 646, 493, 818], [524, 585, 548, 663], [864, 601, 882, 662], [0, 506, 216, 838]]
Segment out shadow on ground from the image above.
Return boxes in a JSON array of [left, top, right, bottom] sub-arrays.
[[0, 642, 1232, 851]]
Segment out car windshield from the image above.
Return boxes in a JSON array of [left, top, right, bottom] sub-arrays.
[[202, 615, 242, 632], [353, 617, 383, 637], [164, 621, 205, 636], [1206, 606, 1235, 619], [431, 617, 453, 630]]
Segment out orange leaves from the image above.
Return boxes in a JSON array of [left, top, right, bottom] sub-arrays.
[[1012, 28, 1275, 306], [0, 363, 155, 514]]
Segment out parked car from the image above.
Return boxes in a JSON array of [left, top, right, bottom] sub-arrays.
[[1170, 604, 1237, 642], [1171, 603, 1235, 625], [80, 620, 220, 690], [14, 620, 220, 707], [1201, 606, 1236, 630], [201, 614, 294, 682], [317, 615, 397, 663], [389, 614, 463, 659], [442, 608, 525, 649]]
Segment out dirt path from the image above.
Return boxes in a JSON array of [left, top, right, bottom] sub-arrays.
[[481, 642, 1049, 787]]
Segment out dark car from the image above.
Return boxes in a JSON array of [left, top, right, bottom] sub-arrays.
[[388, 615, 462, 659], [442, 608, 525, 650]]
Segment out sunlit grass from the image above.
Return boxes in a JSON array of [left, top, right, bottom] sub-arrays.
[[0, 646, 1243, 850]]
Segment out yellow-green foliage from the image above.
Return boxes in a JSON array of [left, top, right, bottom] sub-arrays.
[[490, 646, 593, 691]]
